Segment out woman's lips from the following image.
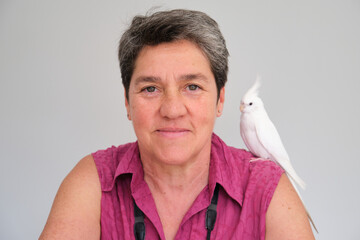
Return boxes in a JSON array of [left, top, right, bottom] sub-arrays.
[[156, 128, 190, 138]]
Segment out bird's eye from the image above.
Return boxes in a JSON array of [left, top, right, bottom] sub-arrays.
[[249, 102, 253, 106]]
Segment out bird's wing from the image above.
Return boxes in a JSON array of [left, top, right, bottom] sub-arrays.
[[240, 120, 253, 153], [255, 114, 315, 229], [254, 114, 289, 160], [254, 113, 306, 189]]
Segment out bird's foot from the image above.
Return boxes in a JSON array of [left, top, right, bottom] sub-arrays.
[[249, 157, 269, 162]]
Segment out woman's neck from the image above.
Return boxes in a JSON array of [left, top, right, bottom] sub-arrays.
[[142, 155, 211, 240], [142, 156, 210, 196]]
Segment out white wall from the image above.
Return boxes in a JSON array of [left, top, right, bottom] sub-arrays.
[[1, 0, 359, 239]]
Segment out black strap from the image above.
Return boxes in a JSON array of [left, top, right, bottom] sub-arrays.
[[205, 184, 220, 240], [133, 184, 220, 240], [133, 199, 145, 240]]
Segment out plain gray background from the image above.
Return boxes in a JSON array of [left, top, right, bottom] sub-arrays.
[[1, 0, 359, 239]]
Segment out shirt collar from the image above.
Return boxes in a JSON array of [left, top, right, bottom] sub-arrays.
[[101, 142, 143, 192], [111, 133, 251, 206], [209, 133, 253, 207]]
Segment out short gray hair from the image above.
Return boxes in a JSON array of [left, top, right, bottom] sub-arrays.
[[118, 9, 229, 100]]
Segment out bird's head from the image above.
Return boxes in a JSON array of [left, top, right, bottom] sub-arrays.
[[240, 75, 264, 113]]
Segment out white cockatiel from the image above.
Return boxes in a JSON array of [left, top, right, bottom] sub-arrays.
[[239, 75, 317, 232], [240, 76, 305, 189]]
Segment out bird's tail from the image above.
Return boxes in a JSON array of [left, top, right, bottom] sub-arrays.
[[306, 209, 319, 234], [289, 176, 318, 233], [289, 172, 306, 190], [283, 164, 306, 190], [271, 154, 306, 190]]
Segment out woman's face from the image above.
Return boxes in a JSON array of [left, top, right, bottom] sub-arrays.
[[125, 40, 224, 165]]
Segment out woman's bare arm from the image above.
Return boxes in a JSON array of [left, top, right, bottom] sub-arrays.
[[39, 155, 101, 240], [265, 173, 315, 240]]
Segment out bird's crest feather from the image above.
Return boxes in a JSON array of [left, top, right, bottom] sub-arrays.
[[243, 74, 262, 101]]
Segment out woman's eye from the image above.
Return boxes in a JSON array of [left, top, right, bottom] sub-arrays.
[[144, 86, 156, 92], [187, 84, 199, 91]]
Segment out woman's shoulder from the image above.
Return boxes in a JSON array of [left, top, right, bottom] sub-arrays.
[[91, 141, 138, 191], [39, 141, 138, 239], [39, 154, 101, 239], [91, 142, 137, 172], [212, 134, 284, 196], [229, 151, 283, 189], [92, 141, 137, 165], [213, 134, 283, 176]]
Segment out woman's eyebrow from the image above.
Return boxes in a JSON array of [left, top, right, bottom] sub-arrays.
[[133, 76, 161, 86], [179, 73, 209, 82], [133, 73, 208, 86]]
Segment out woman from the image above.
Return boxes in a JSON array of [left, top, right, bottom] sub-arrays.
[[39, 9, 315, 240]]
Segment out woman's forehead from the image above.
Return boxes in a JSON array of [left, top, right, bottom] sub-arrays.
[[131, 40, 213, 82]]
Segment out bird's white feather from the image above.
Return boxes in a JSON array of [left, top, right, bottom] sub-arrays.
[[254, 111, 306, 189], [240, 77, 305, 189], [239, 75, 317, 232], [242, 74, 261, 101]]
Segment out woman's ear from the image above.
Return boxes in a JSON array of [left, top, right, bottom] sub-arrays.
[[216, 87, 225, 117], [124, 89, 131, 120]]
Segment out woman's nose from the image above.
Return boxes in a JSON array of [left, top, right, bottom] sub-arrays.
[[159, 91, 187, 119]]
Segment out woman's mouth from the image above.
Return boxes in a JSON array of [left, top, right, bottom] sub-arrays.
[[155, 128, 190, 138]]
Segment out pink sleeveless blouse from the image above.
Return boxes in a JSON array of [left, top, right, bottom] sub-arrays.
[[92, 133, 284, 239]]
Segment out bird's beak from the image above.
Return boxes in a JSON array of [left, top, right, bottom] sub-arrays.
[[240, 103, 245, 112]]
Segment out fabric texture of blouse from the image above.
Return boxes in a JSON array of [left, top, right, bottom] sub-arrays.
[[92, 133, 284, 240]]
